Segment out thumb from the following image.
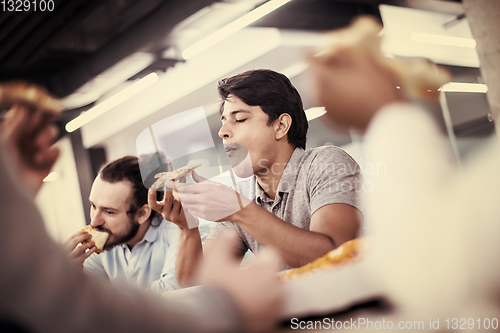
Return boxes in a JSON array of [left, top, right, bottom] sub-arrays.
[[191, 170, 207, 183]]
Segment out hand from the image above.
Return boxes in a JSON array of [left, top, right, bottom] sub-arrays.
[[176, 171, 252, 222], [198, 234, 284, 333], [0, 84, 62, 195], [63, 231, 97, 267], [306, 18, 402, 132], [148, 185, 200, 230]]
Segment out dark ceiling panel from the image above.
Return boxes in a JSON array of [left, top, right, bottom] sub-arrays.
[[0, 0, 215, 98], [251, 0, 381, 30]]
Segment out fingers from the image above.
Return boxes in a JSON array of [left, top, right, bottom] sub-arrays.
[[34, 145, 60, 169], [206, 232, 240, 264], [64, 231, 96, 265], [81, 246, 97, 261], [176, 182, 214, 194], [148, 187, 185, 225], [148, 188, 164, 212], [70, 240, 95, 258], [35, 123, 58, 150], [253, 248, 281, 275], [70, 243, 96, 267], [191, 170, 207, 183], [0, 105, 29, 143], [64, 231, 91, 251]]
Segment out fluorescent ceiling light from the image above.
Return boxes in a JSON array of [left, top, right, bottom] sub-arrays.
[[66, 73, 159, 133], [440, 82, 488, 93], [282, 61, 308, 79], [411, 32, 476, 48], [43, 172, 58, 182], [182, 0, 292, 59], [62, 52, 155, 109], [305, 107, 326, 121]]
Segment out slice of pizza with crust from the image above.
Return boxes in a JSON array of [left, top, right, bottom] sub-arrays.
[[81, 225, 109, 254], [280, 238, 364, 280], [316, 16, 450, 102], [151, 163, 202, 190], [0, 83, 62, 113]]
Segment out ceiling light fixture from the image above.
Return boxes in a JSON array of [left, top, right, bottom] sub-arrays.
[[411, 32, 476, 48], [66, 72, 159, 133], [440, 82, 488, 93], [305, 107, 327, 121], [281, 61, 308, 79], [182, 0, 292, 59]]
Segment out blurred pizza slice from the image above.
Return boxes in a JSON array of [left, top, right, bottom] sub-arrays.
[[281, 238, 364, 280]]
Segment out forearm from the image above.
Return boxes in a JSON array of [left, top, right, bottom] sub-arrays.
[[176, 227, 203, 288], [231, 203, 336, 268]]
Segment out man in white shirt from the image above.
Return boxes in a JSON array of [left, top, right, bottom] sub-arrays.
[[65, 155, 209, 293]]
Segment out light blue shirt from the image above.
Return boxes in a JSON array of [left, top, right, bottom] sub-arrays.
[[83, 215, 179, 293]]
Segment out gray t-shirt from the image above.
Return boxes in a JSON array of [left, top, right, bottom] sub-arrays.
[[208, 146, 362, 270]]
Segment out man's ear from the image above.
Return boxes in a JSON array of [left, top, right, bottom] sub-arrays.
[[136, 203, 152, 224], [274, 113, 292, 141]]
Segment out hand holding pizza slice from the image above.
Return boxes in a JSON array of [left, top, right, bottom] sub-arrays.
[[0, 83, 62, 195]]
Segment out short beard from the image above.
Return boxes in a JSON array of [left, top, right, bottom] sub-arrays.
[[102, 215, 141, 250]]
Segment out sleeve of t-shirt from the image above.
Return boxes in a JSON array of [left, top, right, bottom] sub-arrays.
[[307, 146, 362, 215], [207, 221, 248, 252]]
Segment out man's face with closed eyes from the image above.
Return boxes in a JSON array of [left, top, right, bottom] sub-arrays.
[[218, 95, 282, 178]]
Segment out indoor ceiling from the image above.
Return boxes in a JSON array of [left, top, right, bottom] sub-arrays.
[[3, 0, 488, 147]]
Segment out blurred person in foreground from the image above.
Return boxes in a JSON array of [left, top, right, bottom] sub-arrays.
[[0, 83, 283, 333], [149, 69, 363, 288], [307, 16, 500, 320]]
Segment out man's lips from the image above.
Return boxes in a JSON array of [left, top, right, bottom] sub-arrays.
[[224, 145, 238, 156]]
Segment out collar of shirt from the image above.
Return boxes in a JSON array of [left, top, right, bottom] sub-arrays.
[[255, 148, 306, 205], [120, 214, 163, 248]]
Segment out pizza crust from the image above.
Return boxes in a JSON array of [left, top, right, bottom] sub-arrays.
[[280, 238, 363, 280], [0, 83, 61, 113], [151, 164, 202, 190]]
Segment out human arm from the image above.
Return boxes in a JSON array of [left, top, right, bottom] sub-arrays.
[[0, 84, 61, 195], [229, 202, 361, 268], [148, 188, 206, 288], [178, 162, 362, 268], [150, 224, 179, 293]]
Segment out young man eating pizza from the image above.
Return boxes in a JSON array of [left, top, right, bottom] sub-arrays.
[[149, 69, 363, 287]]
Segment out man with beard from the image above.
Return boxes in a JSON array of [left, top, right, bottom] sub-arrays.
[[65, 155, 189, 293]]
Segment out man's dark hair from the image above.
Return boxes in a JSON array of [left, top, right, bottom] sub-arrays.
[[218, 69, 308, 149], [99, 156, 159, 222]]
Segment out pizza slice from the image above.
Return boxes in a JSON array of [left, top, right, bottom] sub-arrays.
[[316, 16, 450, 102], [0, 82, 61, 114], [151, 163, 202, 190], [280, 238, 364, 280], [81, 225, 109, 254]]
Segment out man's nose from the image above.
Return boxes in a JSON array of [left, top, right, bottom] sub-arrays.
[[90, 212, 104, 228], [218, 122, 231, 139]]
